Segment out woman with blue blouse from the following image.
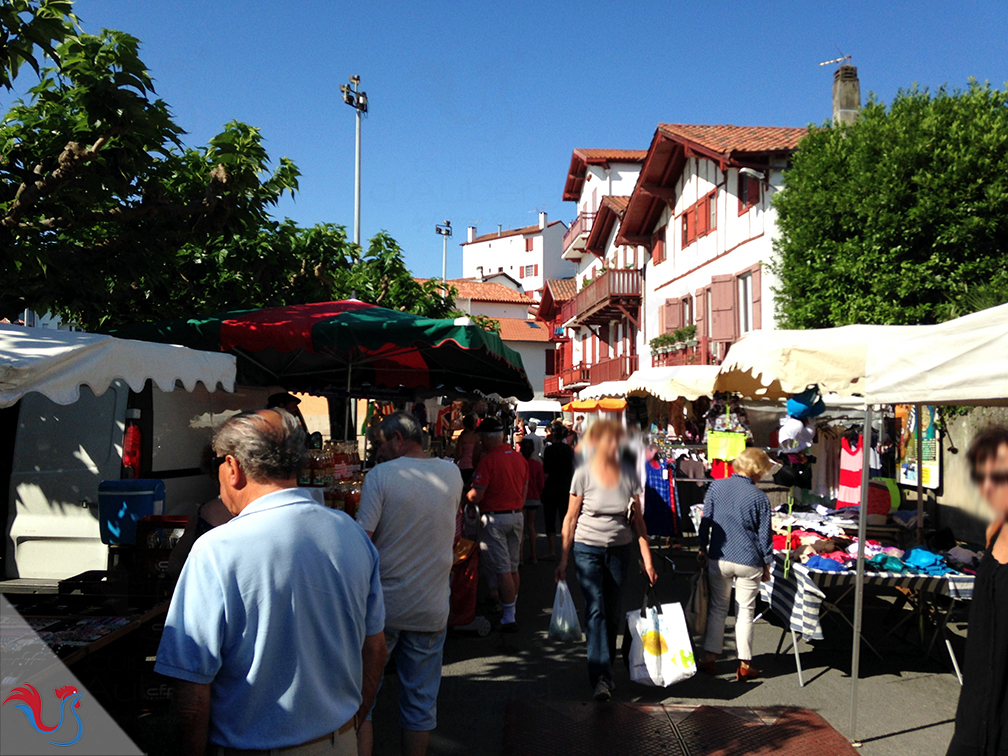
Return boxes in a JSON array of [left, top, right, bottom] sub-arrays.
[[697, 448, 774, 681]]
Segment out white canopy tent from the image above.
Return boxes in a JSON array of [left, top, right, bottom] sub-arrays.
[[713, 302, 1008, 742], [0, 325, 237, 408], [579, 366, 720, 403]]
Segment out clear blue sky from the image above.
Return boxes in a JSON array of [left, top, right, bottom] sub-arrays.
[[8, 1, 1008, 278]]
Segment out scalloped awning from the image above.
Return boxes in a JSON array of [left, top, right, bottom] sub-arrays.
[[0, 325, 236, 407]]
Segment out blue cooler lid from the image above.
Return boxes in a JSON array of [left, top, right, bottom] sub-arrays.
[[98, 479, 166, 546]]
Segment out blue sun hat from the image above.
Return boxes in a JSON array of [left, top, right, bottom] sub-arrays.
[[786, 386, 826, 419]]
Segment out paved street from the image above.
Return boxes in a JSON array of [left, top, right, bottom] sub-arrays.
[[371, 536, 963, 756]]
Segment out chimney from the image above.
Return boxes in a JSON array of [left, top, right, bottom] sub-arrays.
[[497, 224, 502, 237], [467, 226, 476, 243], [832, 65, 861, 126], [539, 211, 547, 230]]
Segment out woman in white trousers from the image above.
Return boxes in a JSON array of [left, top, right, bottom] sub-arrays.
[[697, 448, 774, 681]]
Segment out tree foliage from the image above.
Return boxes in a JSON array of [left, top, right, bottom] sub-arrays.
[[1, 3, 454, 329], [1, 0, 78, 88], [772, 82, 1008, 328]]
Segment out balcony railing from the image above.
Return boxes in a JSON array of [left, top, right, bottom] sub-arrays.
[[589, 354, 639, 385], [560, 297, 577, 325], [562, 211, 596, 258], [544, 375, 569, 398], [572, 268, 642, 326], [561, 365, 591, 388]]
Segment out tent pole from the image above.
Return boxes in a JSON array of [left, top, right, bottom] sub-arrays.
[[848, 402, 873, 744], [344, 363, 352, 441], [915, 403, 925, 545]]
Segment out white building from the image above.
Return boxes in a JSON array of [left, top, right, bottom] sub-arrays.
[[461, 212, 568, 296], [617, 124, 805, 366], [542, 149, 648, 397]]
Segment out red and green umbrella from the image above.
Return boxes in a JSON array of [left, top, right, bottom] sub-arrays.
[[112, 300, 534, 401]]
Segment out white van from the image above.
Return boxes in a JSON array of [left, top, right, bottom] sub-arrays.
[[2, 381, 269, 582], [515, 400, 564, 437]]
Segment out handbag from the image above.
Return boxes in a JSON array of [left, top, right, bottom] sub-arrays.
[[684, 568, 709, 636], [625, 588, 697, 687]]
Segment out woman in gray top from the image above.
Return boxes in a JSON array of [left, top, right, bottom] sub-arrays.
[[555, 420, 657, 702]]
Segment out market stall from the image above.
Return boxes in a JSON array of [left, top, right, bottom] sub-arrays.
[[714, 302, 1008, 741]]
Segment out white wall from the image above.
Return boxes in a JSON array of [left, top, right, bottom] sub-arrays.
[[642, 157, 787, 351], [503, 341, 550, 400], [577, 162, 642, 214], [462, 221, 568, 293], [455, 298, 530, 320]]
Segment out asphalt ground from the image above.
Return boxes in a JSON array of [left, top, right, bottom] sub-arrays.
[[370, 526, 965, 756]]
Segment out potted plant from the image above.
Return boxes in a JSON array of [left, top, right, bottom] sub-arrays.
[[680, 324, 698, 347], [649, 332, 676, 355]]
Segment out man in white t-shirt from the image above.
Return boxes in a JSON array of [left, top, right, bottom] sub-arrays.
[[355, 411, 463, 756]]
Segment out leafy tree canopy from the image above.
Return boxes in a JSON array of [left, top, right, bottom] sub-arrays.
[[772, 81, 1008, 328], [1, 2, 455, 329]]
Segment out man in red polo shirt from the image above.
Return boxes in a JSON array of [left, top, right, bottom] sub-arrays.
[[467, 417, 528, 632]]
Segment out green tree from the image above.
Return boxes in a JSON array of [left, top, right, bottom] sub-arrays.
[[772, 81, 1008, 328], [1, 0, 78, 88], [1, 4, 453, 328]]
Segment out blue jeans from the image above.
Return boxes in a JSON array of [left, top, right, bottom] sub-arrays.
[[572, 541, 633, 686]]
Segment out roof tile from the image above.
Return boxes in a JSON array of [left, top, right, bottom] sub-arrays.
[[547, 278, 577, 302], [496, 317, 551, 342], [463, 220, 565, 246], [657, 123, 806, 154], [416, 278, 532, 304]]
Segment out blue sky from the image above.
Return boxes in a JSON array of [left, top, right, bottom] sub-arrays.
[[7, 1, 1008, 278]]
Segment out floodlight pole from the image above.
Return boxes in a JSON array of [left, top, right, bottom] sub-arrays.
[[340, 75, 367, 247], [435, 221, 453, 282]]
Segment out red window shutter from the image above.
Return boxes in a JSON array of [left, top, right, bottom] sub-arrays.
[[697, 197, 708, 236], [525, 237, 533, 252], [658, 300, 666, 335], [534, 264, 539, 276], [709, 274, 737, 342], [751, 265, 762, 330], [665, 298, 683, 332], [748, 178, 761, 209], [694, 286, 708, 343]]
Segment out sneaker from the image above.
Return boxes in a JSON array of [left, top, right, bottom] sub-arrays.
[[605, 679, 616, 694], [499, 621, 519, 634], [593, 679, 611, 702]]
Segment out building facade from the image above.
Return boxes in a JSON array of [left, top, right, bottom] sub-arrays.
[[461, 212, 569, 296], [541, 149, 648, 398], [618, 124, 805, 367]]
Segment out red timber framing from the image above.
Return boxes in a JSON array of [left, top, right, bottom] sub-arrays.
[[571, 269, 642, 329]]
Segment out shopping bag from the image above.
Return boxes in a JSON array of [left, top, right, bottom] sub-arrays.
[[684, 568, 709, 636], [548, 580, 582, 642], [626, 588, 696, 687]]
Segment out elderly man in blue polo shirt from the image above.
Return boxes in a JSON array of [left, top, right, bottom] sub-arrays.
[[155, 409, 387, 756]]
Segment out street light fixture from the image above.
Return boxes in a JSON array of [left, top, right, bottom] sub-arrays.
[[338, 75, 368, 246], [435, 220, 452, 282]]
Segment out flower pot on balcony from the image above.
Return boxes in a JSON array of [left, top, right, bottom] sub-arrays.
[[685, 339, 698, 347]]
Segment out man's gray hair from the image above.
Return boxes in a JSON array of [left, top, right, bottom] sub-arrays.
[[379, 411, 423, 446], [213, 409, 307, 483]]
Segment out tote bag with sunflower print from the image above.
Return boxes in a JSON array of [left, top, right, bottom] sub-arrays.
[[626, 589, 696, 687]]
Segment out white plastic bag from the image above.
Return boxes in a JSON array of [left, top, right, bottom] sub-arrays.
[[548, 580, 582, 642], [626, 589, 696, 687]]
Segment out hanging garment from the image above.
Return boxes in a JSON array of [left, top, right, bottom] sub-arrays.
[[837, 435, 863, 509], [644, 458, 678, 537], [707, 431, 747, 463], [710, 459, 735, 480], [811, 427, 842, 500]]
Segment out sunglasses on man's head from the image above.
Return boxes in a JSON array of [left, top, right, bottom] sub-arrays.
[[211, 454, 228, 473], [970, 470, 1008, 486]]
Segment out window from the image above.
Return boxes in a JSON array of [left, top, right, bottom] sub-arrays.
[[682, 296, 693, 326], [738, 273, 754, 335], [525, 237, 533, 252], [681, 192, 715, 248], [708, 192, 717, 231], [523, 264, 535, 277], [738, 173, 761, 214], [652, 232, 666, 265], [681, 211, 692, 247]]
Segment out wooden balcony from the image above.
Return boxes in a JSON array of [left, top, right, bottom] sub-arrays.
[[562, 211, 595, 259], [590, 354, 639, 385], [544, 375, 571, 398], [561, 365, 591, 389], [560, 297, 577, 325], [572, 268, 642, 327]]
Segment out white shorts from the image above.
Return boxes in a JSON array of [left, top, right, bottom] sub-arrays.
[[480, 511, 523, 574]]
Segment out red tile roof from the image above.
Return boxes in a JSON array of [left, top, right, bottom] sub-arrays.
[[586, 196, 632, 254], [600, 195, 630, 215], [496, 317, 551, 342], [463, 220, 565, 246], [563, 148, 648, 201], [657, 123, 806, 156], [417, 278, 532, 304], [546, 278, 578, 302]]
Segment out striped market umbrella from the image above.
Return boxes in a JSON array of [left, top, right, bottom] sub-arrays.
[[112, 300, 534, 401]]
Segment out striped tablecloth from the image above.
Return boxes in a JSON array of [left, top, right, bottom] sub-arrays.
[[759, 554, 975, 641]]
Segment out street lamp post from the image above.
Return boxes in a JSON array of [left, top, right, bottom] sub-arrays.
[[435, 220, 452, 282], [339, 75, 368, 246]]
